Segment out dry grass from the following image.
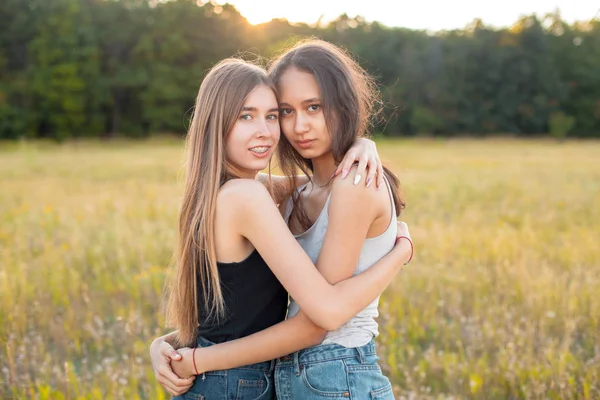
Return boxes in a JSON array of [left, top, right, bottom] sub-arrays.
[[1, 137, 599, 399]]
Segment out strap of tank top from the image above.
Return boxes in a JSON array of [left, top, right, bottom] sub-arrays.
[[382, 174, 397, 218], [357, 174, 398, 236], [283, 182, 310, 222]]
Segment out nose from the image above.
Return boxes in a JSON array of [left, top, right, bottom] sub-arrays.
[[255, 117, 273, 139], [294, 112, 309, 135]]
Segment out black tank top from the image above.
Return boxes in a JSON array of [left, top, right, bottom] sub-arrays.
[[196, 249, 288, 343]]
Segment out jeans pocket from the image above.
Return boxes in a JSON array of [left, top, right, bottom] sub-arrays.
[[346, 364, 393, 400], [300, 360, 350, 397], [370, 383, 393, 400], [235, 371, 271, 400], [179, 371, 227, 400]]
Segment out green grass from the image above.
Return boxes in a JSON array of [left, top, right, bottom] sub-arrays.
[[1, 138, 599, 399]]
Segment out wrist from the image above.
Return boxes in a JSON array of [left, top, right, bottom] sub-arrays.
[[191, 347, 199, 375], [195, 345, 219, 374]]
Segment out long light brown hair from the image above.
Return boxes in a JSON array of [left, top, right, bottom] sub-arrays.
[[165, 58, 275, 347], [268, 39, 405, 230]]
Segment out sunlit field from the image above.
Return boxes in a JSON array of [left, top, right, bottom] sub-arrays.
[[1, 137, 599, 399]]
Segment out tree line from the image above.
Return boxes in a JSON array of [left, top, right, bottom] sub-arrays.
[[1, 0, 598, 140]]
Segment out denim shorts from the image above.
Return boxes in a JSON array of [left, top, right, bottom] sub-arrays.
[[173, 337, 276, 400], [274, 339, 394, 399]]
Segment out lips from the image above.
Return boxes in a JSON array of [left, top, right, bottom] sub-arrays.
[[295, 139, 315, 149]]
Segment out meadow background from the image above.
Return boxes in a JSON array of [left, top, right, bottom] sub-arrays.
[[1, 137, 599, 399]]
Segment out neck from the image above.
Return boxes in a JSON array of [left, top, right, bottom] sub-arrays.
[[310, 151, 336, 187], [227, 164, 259, 180]]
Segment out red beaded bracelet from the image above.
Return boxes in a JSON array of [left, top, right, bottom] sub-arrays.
[[395, 236, 413, 264], [192, 347, 199, 375]]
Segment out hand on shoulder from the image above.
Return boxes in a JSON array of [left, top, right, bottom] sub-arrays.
[[331, 165, 387, 204]]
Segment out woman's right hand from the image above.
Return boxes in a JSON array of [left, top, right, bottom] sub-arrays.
[[150, 337, 195, 396]]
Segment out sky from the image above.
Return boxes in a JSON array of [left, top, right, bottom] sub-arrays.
[[218, 0, 598, 31]]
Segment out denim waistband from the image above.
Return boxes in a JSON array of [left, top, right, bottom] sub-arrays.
[[277, 339, 376, 366], [196, 336, 275, 373]]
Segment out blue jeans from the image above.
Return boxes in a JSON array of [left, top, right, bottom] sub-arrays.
[[274, 340, 394, 399], [173, 337, 275, 400]]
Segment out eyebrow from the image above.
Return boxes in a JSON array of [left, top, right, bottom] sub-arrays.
[[302, 98, 321, 105], [242, 106, 280, 113], [279, 98, 321, 108]]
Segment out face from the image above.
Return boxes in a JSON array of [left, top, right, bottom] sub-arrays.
[[225, 84, 280, 178], [278, 67, 332, 160]]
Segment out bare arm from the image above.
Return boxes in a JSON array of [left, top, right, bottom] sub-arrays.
[[172, 236, 411, 376], [171, 311, 325, 376], [171, 187, 411, 376], [231, 178, 406, 331], [187, 237, 412, 375], [162, 177, 412, 377]]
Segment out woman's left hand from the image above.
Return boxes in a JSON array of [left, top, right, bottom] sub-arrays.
[[335, 138, 384, 189], [149, 338, 195, 396]]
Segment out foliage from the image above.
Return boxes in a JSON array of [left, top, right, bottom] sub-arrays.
[[549, 111, 575, 140], [0, 2, 599, 139]]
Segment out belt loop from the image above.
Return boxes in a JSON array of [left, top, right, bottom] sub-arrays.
[[355, 345, 366, 364], [293, 351, 301, 376]]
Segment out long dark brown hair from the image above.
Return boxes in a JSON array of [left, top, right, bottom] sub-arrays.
[[165, 59, 276, 347], [268, 39, 404, 229]]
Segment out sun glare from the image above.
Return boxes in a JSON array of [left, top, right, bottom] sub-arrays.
[[222, 0, 328, 26], [219, 0, 598, 31]]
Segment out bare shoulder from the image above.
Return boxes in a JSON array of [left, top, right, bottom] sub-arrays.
[[220, 178, 271, 201], [219, 179, 277, 214]]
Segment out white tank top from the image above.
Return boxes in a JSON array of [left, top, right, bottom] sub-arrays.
[[284, 177, 397, 348]]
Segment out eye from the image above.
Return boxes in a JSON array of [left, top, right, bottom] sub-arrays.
[[239, 114, 252, 121], [266, 114, 279, 121], [307, 104, 320, 112], [280, 108, 293, 116]]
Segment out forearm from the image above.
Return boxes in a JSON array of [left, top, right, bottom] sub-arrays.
[[319, 240, 411, 330], [195, 313, 326, 373]]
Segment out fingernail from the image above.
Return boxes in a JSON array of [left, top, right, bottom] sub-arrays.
[[342, 169, 349, 179], [366, 178, 372, 188], [353, 174, 361, 185]]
